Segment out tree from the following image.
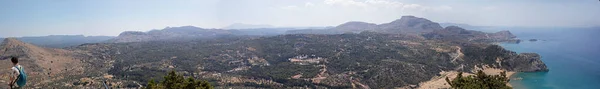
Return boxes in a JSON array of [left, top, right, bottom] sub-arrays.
[[145, 71, 213, 89], [445, 70, 511, 89]]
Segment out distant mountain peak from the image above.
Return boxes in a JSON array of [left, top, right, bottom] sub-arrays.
[[333, 21, 377, 33], [390, 16, 438, 27], [165, 26, 203, 29], [337, 21, 376, 27], [377, 16, 443, 33]]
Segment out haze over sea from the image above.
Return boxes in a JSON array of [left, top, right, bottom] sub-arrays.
[[496, 27, 600, 89]]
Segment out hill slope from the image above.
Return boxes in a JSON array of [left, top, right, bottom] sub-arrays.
[[0, 35, 114, 48], [0, 38, 84, 88]]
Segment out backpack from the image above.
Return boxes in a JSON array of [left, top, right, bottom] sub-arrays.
[[14, 65, 27, 87]]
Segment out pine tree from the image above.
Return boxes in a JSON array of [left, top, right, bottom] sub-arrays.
[[445, 70, 512, 89]]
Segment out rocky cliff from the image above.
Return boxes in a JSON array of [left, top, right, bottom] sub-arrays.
[[501, 51, 549, 72]]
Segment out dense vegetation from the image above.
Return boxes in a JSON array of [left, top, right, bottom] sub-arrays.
[[145, 71, 213, 89], [445, 70, 511, 89]]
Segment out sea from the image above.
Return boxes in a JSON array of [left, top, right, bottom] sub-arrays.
[[487, 27, 600, 89]]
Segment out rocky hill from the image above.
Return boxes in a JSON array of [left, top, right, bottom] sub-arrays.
[[0, 38, 85, 88]]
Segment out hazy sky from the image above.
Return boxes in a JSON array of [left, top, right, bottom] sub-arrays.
[[1, 0, 599, 37]]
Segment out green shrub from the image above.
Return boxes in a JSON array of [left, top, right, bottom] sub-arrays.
[[145, 71, 213, 89]]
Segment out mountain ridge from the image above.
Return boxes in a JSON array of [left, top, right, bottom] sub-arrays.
[[287, 16, 518, 43]]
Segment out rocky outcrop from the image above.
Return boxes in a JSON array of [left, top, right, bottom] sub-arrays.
[[504, 53, 549, 72], [491, 30, 516, 39], [477, 45, 549, 72]]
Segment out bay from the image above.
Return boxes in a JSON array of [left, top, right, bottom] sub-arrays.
[[497, 27, 600, 89]]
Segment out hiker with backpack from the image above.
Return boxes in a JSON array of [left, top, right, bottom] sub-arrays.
[[8, 57, 26, 89]]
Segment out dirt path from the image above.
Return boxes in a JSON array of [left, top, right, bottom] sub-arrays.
[[351, 78, 370, 89], [311, 64, 327, 83], [451, 46, 463, 62]]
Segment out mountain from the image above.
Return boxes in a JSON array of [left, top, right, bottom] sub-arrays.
[[287, 16, 443, 35], [334, 21, 378, 33], [287, 16, 445, 34], [222, 23, 275, 29], [287, 16, 518, 43], [107, 26, 232, 43], [0, 35, 114, 48], [377, 16, 444, 34], [109, 26, 330, 43]]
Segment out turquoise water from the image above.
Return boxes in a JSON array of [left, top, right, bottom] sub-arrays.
[[498, 28, 600, 89]]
